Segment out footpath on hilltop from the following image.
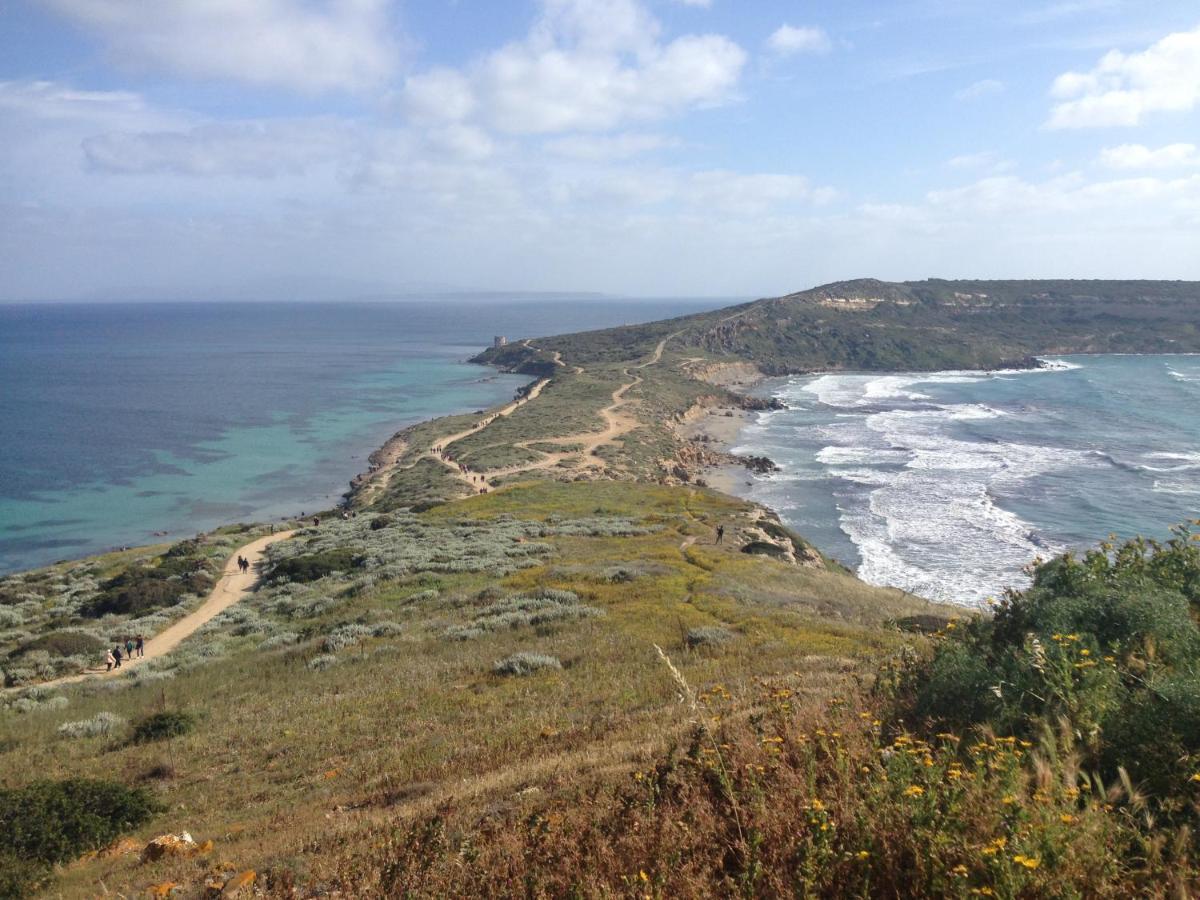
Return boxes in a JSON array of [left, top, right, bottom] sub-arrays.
[[3, 278, 1200, 898]]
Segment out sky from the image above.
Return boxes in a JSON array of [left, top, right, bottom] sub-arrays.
[[1, 0, 1199, 301]]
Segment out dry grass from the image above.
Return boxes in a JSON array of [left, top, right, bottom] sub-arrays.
[[0, 481, 942, 897]]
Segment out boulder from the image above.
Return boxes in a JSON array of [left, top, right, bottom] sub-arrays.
[[141, 832, 197, 863]]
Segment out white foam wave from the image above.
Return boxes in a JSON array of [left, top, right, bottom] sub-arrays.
[[1036, 358, 1083, 371], [1153, 479, 1200, 496], [1167, 366, 1200, 384]]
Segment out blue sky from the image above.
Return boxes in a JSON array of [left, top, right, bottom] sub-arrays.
[[1, 0, 1199, 300]]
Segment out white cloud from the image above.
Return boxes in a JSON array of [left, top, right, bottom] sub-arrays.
[[1100, 143, 1200, 169], [80, 120, 354, 178], [766, 24, 831, 56], [954, 79, 1005, 101], [685, 170, 831, 214], [402, 0, 745, 135], [401, 69, 476, 123], [39, 0, 399, 93], [1047, 25, 1200, 128], [544, 132, 676, 160], [947, 151, 1015, 174], [673, 0, 712, 7], [0, 80, 178, 128]]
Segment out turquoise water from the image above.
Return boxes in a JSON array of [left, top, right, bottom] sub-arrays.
[[732, 355, 1200, 606], [0, 297, 729, 573]]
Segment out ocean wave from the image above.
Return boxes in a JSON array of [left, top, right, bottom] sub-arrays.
[[1167, 366, 1200, 384], [1152, 479, 1200, 496], [1035, 358, 1083, 371], [1094, 449, 1200, 474]]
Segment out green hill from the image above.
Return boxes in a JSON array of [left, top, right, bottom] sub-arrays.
[[478, 278, 1200, 373]]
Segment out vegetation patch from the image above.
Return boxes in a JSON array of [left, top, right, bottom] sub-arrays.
[[493, 652, 562, 676], [0, 778, 159, 896], [10, 630, 104, 660], [129, 710, 196, 744], [269, 549, 361, 584]]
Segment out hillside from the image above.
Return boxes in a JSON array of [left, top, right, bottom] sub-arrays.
[[478, 278, 1200, 374], [4, 279, 1200, 897]]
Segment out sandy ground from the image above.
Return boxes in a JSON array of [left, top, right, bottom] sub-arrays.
[[675, 405, 759, 496], [21, 530, 294, 691]]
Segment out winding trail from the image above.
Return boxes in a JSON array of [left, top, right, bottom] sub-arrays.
[[19, 531, 294, 691], [385, 333, 681, 495]]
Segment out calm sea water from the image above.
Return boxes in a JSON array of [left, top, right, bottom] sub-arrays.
[[0, 297, 729, 573], [732, 355, 1200, 607]]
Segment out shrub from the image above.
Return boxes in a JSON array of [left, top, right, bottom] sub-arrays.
[[740, 540, 790, 559], [493, 653, 562, 676], [56, 712, 126, 739], [80, 563, 210, 618], [308, 654, 338, 671], [270, 549, 360, 584], [10, 630, 104, 660], [323, 623, 373, 653], [370, 516, 393, 531], [0, 778, 159, 866], [685, 626, 734, 649], [259, 631, 300, 650], [897, 524, 1200, 811], [129, 710, 195, 744]]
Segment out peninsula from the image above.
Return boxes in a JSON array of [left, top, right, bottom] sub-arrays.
[[3, 278, 1200, 897]]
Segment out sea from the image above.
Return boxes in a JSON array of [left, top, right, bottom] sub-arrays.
[[732, 355, 1200, 607], [0, 297, 730, 574]]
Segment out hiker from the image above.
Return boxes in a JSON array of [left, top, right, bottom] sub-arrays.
[[313, 516, 320, 527], [716, 524, 725, 544], [105, 648, 115, 672], [113, 645, 123, 668], [125, 637, 134, 658], [136, 635, 145, 657], [236, 554, 244, 571]]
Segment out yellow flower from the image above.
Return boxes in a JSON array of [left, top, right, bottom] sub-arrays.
[[1013, 855, 1041, 869], [903, 785, 925, 797], [639, 870, 649, 883], [856, 850, 870, 860], [810, 798, 827, 811], [1060, 814, 1076, 824], [1001, 795, 1018, 805], [1080, 649, 1090, 656], [951, 864, 969, 876], [1189, 773, 1200, 783]]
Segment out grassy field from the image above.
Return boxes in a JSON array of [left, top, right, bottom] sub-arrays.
[[0, 481, 944, 896]]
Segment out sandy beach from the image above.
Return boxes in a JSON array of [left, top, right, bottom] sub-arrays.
[[673, 402, 762, 496]]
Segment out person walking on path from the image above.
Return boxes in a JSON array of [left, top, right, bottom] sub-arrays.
[[125, 637, 134, 658], [715, 524, 725, 544], [105, 649, 115, 672], [135, 635, 144, 658], [113, 645, 123, 668]]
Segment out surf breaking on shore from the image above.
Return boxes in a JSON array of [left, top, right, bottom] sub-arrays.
[[691, 355, 1200, 608]]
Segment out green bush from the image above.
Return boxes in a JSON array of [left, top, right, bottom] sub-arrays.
[[129, 710, 195, 744], [740, 540, 789, 559], [10, 631, 104, 659], [0, 778, 159, 866], [369, 516, 393, 531], [269, 549, 360, 583], [898, 524, 1200, 809], [80, 561, 212, 618], [493, 652, 561, 676]]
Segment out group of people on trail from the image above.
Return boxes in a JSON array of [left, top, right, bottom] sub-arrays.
[[235, 554, 252, 574], [433, 446, 490, 494], [104, 635, 145, 671]]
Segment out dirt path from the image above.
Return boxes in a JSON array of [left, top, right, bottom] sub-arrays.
[[21, 531, 294, 691], [470, 335, 678, 480], [384, 334, 678, 493]]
